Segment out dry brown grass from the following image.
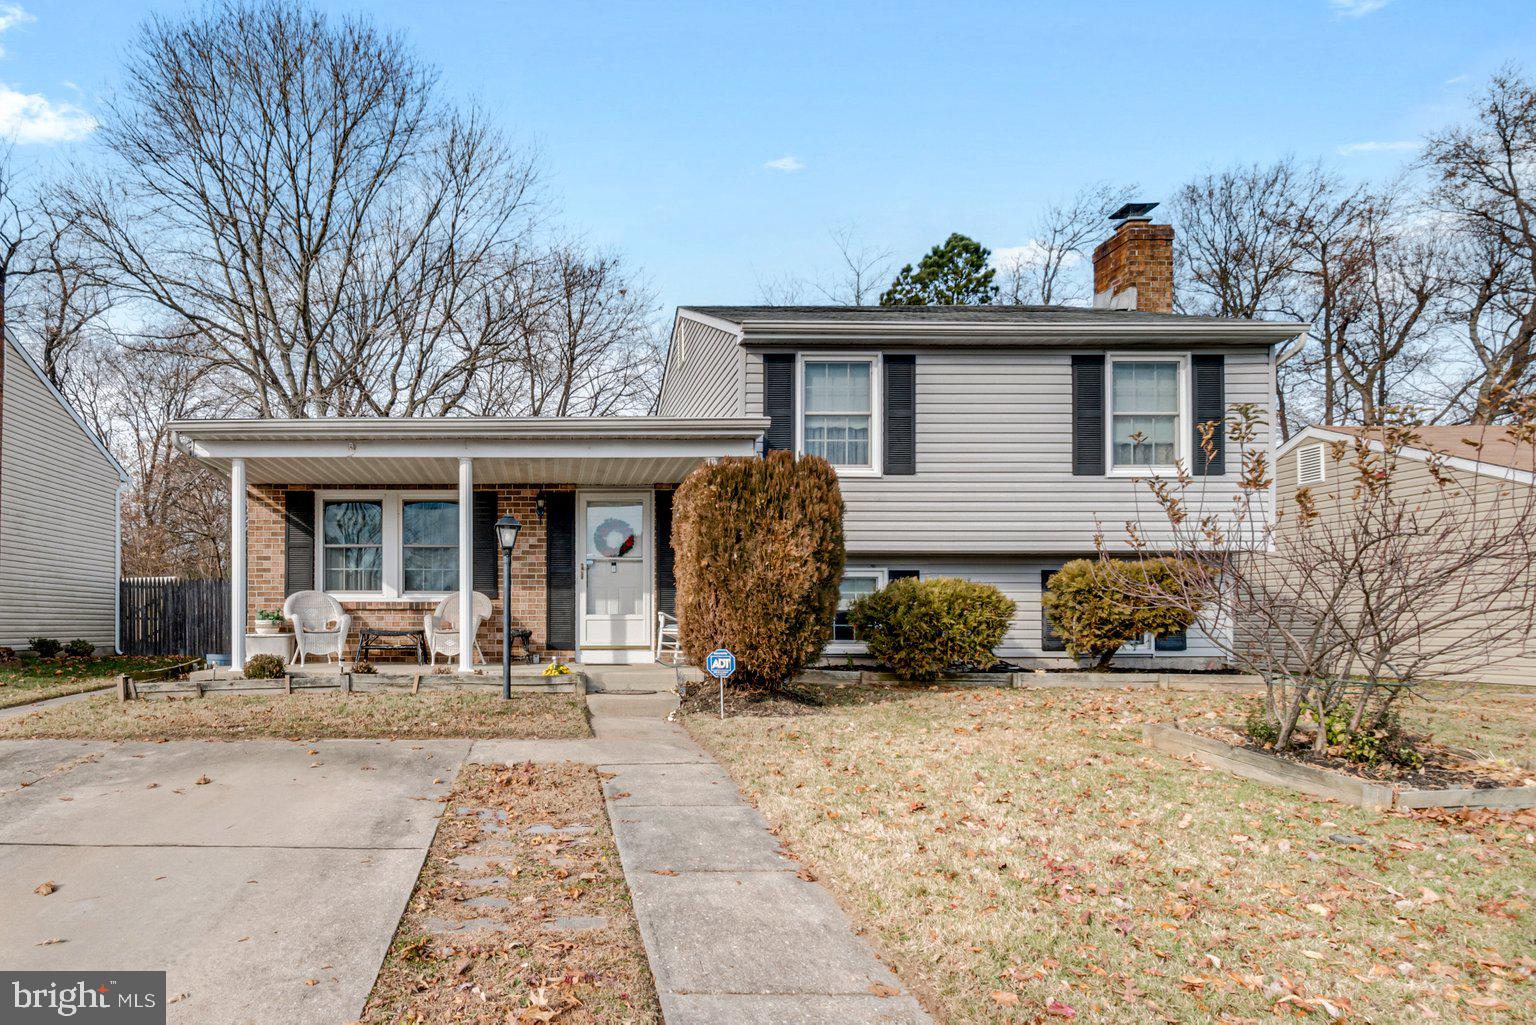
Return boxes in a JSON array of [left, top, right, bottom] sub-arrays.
[[688, 685, 1536, 1025], [0, 690, 591, 740], [362, 762, 659, 1024]]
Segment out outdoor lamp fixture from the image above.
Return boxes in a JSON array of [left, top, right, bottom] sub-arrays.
[[496, 515, 522, 699]]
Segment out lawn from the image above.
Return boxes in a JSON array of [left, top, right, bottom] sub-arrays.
[[363, 761, 659, 1024], [0, 690, 591, 740], [687, 685, 1536, 1024], [0, 653, 189, 709]]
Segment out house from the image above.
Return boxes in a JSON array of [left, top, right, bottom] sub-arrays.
[[657, 209, 1306, 664], [0, 334, 128, 652], [1275, 424, 1536, 686], [170, 206, 1307, 670]]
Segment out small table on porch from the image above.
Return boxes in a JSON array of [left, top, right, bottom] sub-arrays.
[[354, 628, 426, 665]]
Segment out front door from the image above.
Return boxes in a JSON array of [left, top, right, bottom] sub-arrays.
[[576, 492, 652, 664]]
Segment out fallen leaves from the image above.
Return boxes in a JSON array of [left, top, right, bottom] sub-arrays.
[[867, 982, 899, 998], [194, 775, 211, 786], [33, 881, 56, 896]]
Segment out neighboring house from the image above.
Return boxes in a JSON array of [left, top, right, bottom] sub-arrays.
[[171, 206, 1307, 670], [0, 334, 128, 652], [1275, 424, 1536, 687]]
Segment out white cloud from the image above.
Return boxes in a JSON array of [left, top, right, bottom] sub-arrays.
[[1330, 0, 1392, 16], [0, 84, 96, 143], [763, 155, 805, 173], [1337, 139, 1418, 156], [1444, 73, 1470, 86], [991, 241, 1083, 271]]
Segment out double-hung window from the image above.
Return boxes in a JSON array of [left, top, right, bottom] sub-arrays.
[[322, 500, 384, 592], [317, 493, 458, 598], [1108, 356, 1186, 472], [832, 569, 886, 645], [801, 356, 879, 472]]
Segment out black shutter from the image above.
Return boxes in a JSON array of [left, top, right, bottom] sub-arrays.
[[472, 491, 499, 597], [544, 492, 576, 649], [883, 355, 916, 475], [1191, 354, 1226, 475], [283, 490, 315, 596], [655, 489, 676, 617], [1040, 570, 1066, 652], [1071, 355, 1106, 476], [762, 353, 796, 452], [887, 569, 920, 582]]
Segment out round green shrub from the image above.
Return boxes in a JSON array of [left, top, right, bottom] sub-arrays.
[[1040, 558, 1198, 669], [243, 653, 286, 679], [64, 639, 95, 657], [847, 577, 1016, 681], [27, 637, 62, 658]]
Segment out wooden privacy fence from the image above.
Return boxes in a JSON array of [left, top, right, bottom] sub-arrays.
[[120, 577, 230, 657]]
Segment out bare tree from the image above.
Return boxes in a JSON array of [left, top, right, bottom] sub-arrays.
[[997, 182, 1135, 305], [67, 0, 540, 418], [1423, 67, 1536, 423], [1123, 405, 1536, 752], [754, 225, 893, 306]]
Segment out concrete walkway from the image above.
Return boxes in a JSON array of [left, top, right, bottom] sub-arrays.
[[472, 694, 934, 1025]]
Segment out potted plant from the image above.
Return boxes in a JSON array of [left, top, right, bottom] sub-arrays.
[[254, 610, 285, 635]]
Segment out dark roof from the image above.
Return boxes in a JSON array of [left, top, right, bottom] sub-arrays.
[[680, 304, 1283, 327]]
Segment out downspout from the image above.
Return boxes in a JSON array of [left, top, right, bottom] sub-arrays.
[[114, 480, 125, 654]]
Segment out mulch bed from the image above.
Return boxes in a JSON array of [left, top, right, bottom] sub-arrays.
[[1182, 719, 1535, 791], [361, 761, 659, 1024]]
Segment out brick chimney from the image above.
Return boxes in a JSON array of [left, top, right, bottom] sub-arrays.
[[1092, 202, 1174, 313]]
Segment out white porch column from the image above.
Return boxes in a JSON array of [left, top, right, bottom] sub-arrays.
[[230, 457, 247, 669], [458, 457, 474, 673]]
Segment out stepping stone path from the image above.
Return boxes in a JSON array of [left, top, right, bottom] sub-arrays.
[[543, 915, 609, 932]]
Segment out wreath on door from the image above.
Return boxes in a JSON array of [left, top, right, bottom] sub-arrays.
[[593, 517, 637, 558]]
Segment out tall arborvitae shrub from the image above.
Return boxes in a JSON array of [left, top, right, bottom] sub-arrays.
[[673, 451, 845, 692]]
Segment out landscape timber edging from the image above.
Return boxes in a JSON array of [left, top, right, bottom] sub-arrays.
[[796, 669, 1261, 691], [1143, 722, 1536, 811], [127, 669, 584, 698]]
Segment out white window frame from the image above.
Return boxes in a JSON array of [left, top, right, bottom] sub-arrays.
[[314, 490, 459, 602], [796, 353, 882, 477], [1106, 353, 1190, 476], [828, 566, 887, 653]]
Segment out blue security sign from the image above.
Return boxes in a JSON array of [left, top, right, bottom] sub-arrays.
[[706, 648, 737, 679]]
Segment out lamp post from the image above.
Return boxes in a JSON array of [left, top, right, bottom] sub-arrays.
[[495, 514, 522, 699]]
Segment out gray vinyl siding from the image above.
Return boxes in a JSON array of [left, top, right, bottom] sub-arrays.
[[746, 346, 1274, 553], [839, 556, 1229, 663], [0, 337, 122, 650], [656, 317, 743, 417]]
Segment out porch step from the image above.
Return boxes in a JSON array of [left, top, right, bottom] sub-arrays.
[[581, 666, 683, 694]]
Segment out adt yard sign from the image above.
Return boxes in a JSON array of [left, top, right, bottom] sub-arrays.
[[706, 647, 735, 718], [706, 648, 736, 679]]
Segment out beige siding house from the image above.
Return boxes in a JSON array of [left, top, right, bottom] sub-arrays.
[[0, 335, 128, 651], [1274, 425, 1536, 687]]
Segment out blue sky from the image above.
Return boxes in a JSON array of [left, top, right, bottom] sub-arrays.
[[4, 0, 1535, 315]]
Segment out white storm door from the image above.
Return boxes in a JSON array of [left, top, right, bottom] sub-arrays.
[[576, 492, 651, 662]]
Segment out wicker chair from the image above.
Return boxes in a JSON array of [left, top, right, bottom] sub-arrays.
[[424, 592, 492, 667], [282, 591, 352, 666]]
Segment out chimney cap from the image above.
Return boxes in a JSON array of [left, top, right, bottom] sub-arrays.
[[1109, 201, 1159, 224]]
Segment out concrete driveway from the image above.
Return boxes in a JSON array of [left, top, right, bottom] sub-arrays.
[[0, 738, 468, 1024]]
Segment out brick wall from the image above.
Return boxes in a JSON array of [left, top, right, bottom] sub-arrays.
[[1092, 220, 1175, 314], [245, 483, 574, 662]]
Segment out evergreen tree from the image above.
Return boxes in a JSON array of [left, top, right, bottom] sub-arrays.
[[880, 233, 1000, 306]]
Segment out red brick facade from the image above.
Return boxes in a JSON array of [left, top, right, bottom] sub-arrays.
[[1092, 219, 1175, 314], [246, 483, 582, 662]]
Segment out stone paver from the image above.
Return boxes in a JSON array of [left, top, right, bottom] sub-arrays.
[[479, 695, 934, 1025]]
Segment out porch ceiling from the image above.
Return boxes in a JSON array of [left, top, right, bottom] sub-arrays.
[[169, 416, 770, 486]]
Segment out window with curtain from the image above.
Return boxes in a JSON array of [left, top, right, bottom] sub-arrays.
[[833, 571, 883, 642], [1111, 360, 1180, 467], [803, 360, 873, 467], [402, 500, 459, 592], [322, 500, 383, 592]]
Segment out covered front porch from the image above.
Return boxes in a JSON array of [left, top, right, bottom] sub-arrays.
[[169, 416, 768, 673]]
